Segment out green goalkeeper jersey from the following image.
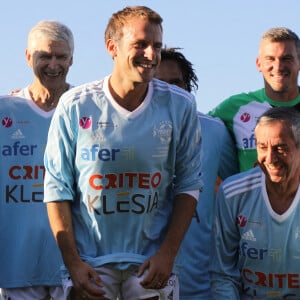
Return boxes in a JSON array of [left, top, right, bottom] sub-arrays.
[[209, 88, 300, 171]]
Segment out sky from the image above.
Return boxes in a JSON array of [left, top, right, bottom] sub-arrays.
[[1, 0, 300, 113]]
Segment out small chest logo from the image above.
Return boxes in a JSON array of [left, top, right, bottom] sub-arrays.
[[2, 117, 13, 128], [240, 113, 251, 123], [153, 121, 172, 144], [79, 117, 92, 129], [236, 215, 247, 227]]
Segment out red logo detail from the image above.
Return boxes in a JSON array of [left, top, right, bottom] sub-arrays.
[[236, 215, 247, 227], [2, 117, 13, 128], [79, 117, 92, 129], [240, 113, 251, 123]]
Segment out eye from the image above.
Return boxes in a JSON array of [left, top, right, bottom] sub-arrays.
[[135, 41, 147, 49], [282, 55, 294, 62], [276, 146, 288, 155], [257, 144, 267, 151]]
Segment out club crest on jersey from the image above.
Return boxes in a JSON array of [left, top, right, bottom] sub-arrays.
[[153, 121, 172, 144]]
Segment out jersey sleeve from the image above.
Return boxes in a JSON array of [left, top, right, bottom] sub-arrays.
[[173, 99, 203, 196], [218, 121, 239, 179], [44, 97, 77, 202], [209, 184, 241, 299]]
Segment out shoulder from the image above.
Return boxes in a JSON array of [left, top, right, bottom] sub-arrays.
[[198, 113, 231, 138], [198, 112, 225, 126], [221, 167, 262, 199], [152, 78, 195, 105], [60, 79, 104, 106], [209, 89, 265, 116], [0, 95, 28, 107]]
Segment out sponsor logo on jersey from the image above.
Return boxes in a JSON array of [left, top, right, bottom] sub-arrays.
[[1, 141, 38, 156], [242, 230, 256, 241], [240, 112, 251, 123], [236, 214, 247, 227], [9, 165, 45, 180], [233, 102, 270, 149], [11, 129, 25, 139], [79, 116, 92, 129], [240, 242, 268, 260], [89, 172, 161, 190], [81, 146, 121, 161], [242, 133, 256, 149], [242, 268, 300, 294], [4, 164, 45, 204], [1, 117, 13, 128], [87, 172, 162, 215]]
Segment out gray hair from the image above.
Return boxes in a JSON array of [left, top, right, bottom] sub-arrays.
[[260, 27, 300, 56], [27, 20, 74, 54], [255, 106, 300, 148]]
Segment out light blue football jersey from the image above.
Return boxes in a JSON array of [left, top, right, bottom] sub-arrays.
[[0, 92, 63, 287], [44, 77, 203, 277], [179, 112, 238, 300], [210, 167, 300, 299]]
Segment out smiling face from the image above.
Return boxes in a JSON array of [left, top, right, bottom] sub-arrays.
[[26, 38, 73, 91], [107, 16, 162, 86], [255, 120, 300, 184], [256, 40, 300, 101]]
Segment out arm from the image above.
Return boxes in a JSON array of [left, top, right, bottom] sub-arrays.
[[47, 201, 105, 298], [209, 185, 241, 299], [139, 193, 197, 288], [139, 98, 201, 288], [218, 120, 239, 180]]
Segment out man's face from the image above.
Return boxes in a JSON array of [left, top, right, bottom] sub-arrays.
[[26, 38, 73, 90], [256, 120, 300, 184], [155, 59, 186, 90], [110, 17, 162, 84], [256, 40, 300, 98]]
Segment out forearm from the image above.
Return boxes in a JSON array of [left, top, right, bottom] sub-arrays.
[[158, 193, 197, 260], [47, 201, 81, 270]]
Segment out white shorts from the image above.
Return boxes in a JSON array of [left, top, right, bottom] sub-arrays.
[[2, 286, 64, 300], [63, 266, 179, 300]]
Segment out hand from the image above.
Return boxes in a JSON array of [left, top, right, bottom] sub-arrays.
[[137, 251, 174, 289], [68, 260, 107, 300]]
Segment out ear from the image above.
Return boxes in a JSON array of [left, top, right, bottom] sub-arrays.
[[256, 56, 262, 72], [106, 39, 117, 59], [25, 48, 33, 67]]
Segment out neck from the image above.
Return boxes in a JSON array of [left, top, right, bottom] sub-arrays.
[[266, 179, 299, 214], [265, 85, 299, 102], [108, 76, 148, 111], [29, 83, 69, 112]]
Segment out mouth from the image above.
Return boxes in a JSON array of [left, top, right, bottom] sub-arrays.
[[266, 163, 282, 175], [271, 72, 288, 80], [45, 71, 61, 77], [135, 61, 156, 70]]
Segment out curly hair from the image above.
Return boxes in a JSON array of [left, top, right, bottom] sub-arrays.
[[160, 47, 198, 93]]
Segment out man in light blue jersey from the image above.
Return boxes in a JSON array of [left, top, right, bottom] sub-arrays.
[[155, 47, 239, 299], [0, 20, 74, 300], [209, 27, 300, 172], [43, 6, 202, 300], [210, 106, 300, 299]]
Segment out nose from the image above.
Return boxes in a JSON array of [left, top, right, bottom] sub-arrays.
[[265, 147, 278, 164], [144, 45, 156, 60], [48, 56, 59, 68], [271, 58, 284, 72]]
